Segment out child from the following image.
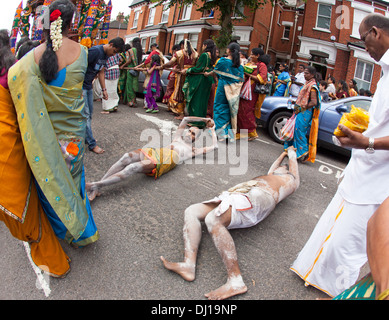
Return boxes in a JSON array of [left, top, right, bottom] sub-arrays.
[[138, 54, 161, 113]]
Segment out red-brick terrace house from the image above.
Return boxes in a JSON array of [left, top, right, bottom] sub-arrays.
[[124, 0, 389, 92], [124, 0, 304, 65], [296, 0, 389, 92]]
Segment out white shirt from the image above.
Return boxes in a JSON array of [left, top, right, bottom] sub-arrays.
[[289, 72, 306, 97], [325, 83, 336, 94], [338, 49, 389, 204]]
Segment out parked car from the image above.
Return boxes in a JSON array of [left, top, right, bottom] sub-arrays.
[[136, 55, 171, 102], [258, 95, 373, 155]]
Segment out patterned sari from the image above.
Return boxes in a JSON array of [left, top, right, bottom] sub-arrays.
[[8, 47, 99, 247], [284, 78, 321, 162], [125, 47, 139, 106], [274, 71, 291, 96], [118, 51, 128, 102], [213, 57, 244, 141]]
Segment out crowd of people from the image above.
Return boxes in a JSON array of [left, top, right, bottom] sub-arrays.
[[1, 0, 389, 301]]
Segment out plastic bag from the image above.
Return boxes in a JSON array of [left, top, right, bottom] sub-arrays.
[[280, 113, 296, 141], [333, 105, 370, 137]]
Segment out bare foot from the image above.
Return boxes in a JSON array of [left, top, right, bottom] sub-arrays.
[[160, 256, 195, 281], [86, 183, 101, 201], [91, 146, 104, 154], [204, 275, 247, 300], [174, 115, 184, 120]]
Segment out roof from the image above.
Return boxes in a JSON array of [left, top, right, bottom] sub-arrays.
[[130, 0, 149, 8], [109, 20, 128, 29]]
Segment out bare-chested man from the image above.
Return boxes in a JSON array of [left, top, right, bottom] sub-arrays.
[[160, 146, 299, 300], [86, 116, 217, 200]]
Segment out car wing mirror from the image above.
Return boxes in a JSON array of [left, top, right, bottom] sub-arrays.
[[336, 105, 348, 114]]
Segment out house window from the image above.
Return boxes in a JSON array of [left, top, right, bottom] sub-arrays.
[[174, 34, 184, 45], [316, 4, 332, 30], [233, 0, 244, 18], [283, 26, 291, 40], [149, 37, 157, 47], [141, 38, 147, 51], [181, 5, 192, 21], [352, 9, 368, 38], [147, 7, 156, 26], [161, 4, 170, 23], [354, 60, 373, 90], [188, 33, 199, 48], [133, 10, 140, 28]]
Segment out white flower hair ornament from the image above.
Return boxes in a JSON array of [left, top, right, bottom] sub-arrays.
[[49, 9, 63, 52]]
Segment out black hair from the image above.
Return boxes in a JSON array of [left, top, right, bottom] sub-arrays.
[[259, 54, 271, 67], [131, 37, 143, 65], [179, 40, 185, 47], [124, 43, 131, 51], [203, 39, 217, 65], [320, 80, 328, 89], [350, 78, 359, 92], [184, 39, 194, 57], [227, 42, 241, 68], [39, 0, 76, 83], [251, 47, 264, 57], [327, 75, 335, 83], [151, 54, 161, 66], [0, 29, 16, 77], [17, 40, 40, 60], [150, 43, 159, 49], [280, 62, 289, 72], [16, 36, 30, 53], [359, 88, 365, 95], [338, 80, 349, 92], [109, 37, 125, 53], [305, 65, 317, 81], [172, 44, 180, 51]]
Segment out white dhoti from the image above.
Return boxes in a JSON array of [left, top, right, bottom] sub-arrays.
[[102, 78, 120, 112], [203, 186, 276, 230], [290, 190, 379, 297]]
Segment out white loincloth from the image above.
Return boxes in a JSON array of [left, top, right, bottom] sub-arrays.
[[203, 187, 276, 230], [102, 77, 119, 111], [290, 190, 379, 297]]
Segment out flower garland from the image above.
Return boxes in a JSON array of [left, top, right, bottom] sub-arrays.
[[50, 9, 63, 52]]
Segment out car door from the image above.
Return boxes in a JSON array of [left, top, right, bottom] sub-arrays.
[[318, 97, 372, 146]]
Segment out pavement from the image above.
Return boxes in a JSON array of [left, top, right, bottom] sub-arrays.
[[1, 98, 361, 303]]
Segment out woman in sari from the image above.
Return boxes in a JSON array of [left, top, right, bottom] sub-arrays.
[[273, 63, 291, 96], [237, 48, 268, 141], [284, 66, 321, 163], [182, 39, 217, 126], [205, 42, 244, 141], [8, 0, 99, 248], [348, 78, 359, 97], [162, 44, 180, 109], [122, 37, 142, 107], [334, 80, 349, 99], [161, 40, 198, 119], [118, 44, 131, 103]]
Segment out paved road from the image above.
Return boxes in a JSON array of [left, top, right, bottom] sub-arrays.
[[1, 99, 355, 302]]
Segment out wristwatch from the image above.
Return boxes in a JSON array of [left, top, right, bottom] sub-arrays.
[[365, 137, 375, 154]]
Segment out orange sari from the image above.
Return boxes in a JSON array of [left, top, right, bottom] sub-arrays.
[[0, 84, 70, 277]]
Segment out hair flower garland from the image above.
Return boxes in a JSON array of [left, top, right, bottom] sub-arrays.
[[49, 10, 63, 52]]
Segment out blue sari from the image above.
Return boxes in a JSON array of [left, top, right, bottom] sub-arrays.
[[273, 71, 290, 96], [284, 80, 321, 161], [213, 57, 244, 141]]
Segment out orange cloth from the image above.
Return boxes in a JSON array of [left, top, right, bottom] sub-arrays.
[[0, 84, 70, 277]]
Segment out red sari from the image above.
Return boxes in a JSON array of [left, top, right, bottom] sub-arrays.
[[237, 61, 267, 140]]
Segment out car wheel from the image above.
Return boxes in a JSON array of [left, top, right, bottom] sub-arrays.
[[268, 111, 293, 144]]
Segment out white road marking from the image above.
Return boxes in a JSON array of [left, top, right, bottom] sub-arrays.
[[23, 242, 51, 297], [136, 113, 178, 136]]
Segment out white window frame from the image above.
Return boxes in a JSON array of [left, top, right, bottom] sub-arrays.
[[232, 0, 244, 18], [147, 7, 156, 26], [188, 33, 199, 48], [180, 5, 192, 21], [174, 34, 184, 45], [354, 59, 374, 91], [132, 10, 140, 28], [141, 38, 147, 51], [315, 3, 332, 31], [160, 3, 170, 23], [282, 25, 291, 40]]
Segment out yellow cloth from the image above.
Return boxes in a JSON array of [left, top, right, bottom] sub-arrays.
[[140, 147, 179, 179], [0, 84, 69, 277]]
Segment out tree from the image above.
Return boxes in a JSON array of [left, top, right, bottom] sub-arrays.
[[154, 0, 284, 50]]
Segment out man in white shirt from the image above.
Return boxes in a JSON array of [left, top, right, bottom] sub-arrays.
[[291, 13, 389, 297], [289, 64, 306, 97]]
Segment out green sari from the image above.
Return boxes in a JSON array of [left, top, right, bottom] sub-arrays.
[[183, 52, 214, 126], [8, 46, 99, 245], [118, 51, 128, 102], [125, 47, 139, 106]]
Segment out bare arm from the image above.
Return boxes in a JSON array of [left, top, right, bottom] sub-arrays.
[[286, 147, 299, 188], [192, 124, 218, 156], [267, 151, 287, 175], [98, 69, 108, 100], [172, 117, 213, 140]]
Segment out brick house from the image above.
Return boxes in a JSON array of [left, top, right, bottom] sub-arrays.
[[124, 0, 389, 92], [295, 0, 389, 92]]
